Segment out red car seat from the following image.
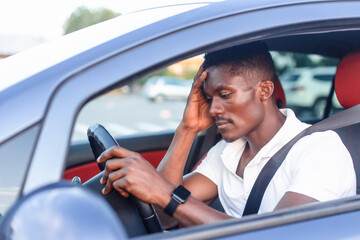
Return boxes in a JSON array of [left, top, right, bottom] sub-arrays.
[[333, 51, 360, 193], [274, 75, 286, 109], [335, 51, 360, 109]]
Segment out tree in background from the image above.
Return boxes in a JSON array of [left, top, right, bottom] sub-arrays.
[[63, 7, 120, 35]]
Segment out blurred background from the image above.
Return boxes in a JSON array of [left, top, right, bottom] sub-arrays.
[[0, 0, 205, 90], [0, 0, 173, 58]]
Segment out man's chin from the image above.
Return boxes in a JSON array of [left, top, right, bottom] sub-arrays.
[[219, 128, 243, 143], [224, 138, 237, 143], [221, 134, 238, 143]]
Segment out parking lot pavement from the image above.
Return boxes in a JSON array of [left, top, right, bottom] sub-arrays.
[[71, 93, 186, 141]]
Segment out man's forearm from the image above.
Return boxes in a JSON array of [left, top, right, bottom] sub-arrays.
[[157, 123, 198, 185], [175, 197, 232, 226], [156, 191, 231, 227]]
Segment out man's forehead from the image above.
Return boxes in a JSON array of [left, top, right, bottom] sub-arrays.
[[205, 65, 244, 84], [203, 65, 257, 92], [206, 64, 250, 78]]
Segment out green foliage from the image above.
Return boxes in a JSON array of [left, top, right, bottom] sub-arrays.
[[182, 68, 198, 80], [63, 7, 120, 35]]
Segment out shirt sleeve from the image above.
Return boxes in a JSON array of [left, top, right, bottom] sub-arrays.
[[193, 140, 226, 186], [286, 130, 356, 202]]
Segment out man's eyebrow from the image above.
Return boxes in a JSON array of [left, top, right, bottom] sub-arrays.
[[214, 84, 233, 93], [202, 84, 233, 96]]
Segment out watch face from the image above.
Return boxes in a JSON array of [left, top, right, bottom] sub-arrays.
[[173, 185, 191, 203]]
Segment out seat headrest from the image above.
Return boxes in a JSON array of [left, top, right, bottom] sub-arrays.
[[274, 75, 286, 108], [335, 51, 360, 109]]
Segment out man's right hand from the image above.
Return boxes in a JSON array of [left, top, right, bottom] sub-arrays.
[[180, 66, 213, 133]]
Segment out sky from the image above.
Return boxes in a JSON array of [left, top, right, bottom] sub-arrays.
[[0, 0, 199, 41]]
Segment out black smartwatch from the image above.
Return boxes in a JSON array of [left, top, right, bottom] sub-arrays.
[[164, 185, 191, 216]]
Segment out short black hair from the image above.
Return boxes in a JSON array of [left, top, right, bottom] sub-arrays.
[[203, 41, 276, 85]]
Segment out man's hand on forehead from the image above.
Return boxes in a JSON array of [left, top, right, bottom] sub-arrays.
[[180, 65, 213, 132]]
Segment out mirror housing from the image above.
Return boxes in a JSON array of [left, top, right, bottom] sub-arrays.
[[0, 182, 127, 240]]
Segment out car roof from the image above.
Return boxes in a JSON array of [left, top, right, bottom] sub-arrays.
[[1, 0, 360, 144], [0, 0, 341, 91]]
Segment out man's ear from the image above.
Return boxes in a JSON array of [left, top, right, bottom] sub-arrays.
[[259, 80, 274, 101]]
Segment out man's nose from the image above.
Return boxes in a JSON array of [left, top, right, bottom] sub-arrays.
[[209, 98, 224, 117]]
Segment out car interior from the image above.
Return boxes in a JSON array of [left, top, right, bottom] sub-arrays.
[[63, 29, 360, 237]]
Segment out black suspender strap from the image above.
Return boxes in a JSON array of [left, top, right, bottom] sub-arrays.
[[242, 104, 360, 216]]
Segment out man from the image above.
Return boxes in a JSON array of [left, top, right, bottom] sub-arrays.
[[97, 42, 356, 226]]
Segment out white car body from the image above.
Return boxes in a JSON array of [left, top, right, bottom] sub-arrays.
[[143, 76, 192, 101], [280, 66, 341, 117]]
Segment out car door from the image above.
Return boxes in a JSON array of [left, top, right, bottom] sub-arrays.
[[22, 0, 360, 193], [12, 1, 360, 239]]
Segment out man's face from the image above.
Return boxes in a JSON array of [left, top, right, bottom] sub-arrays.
[[203, 64, 265, 142]]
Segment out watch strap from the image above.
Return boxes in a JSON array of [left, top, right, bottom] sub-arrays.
[[164, 197, 180, 216], [164, 185, 191, 216]]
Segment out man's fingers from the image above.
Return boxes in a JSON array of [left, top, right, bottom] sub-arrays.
[[97, 146, 136, 163], [193, 64, 204, 81], [102, 168, 127, 195], [192, 71, 208, 94], [112, 178, 130, 197], [97, 146, 137, 183], [198, 70, 207, 84], [100, 157, 130, 185], [117, 188, 130, 198]]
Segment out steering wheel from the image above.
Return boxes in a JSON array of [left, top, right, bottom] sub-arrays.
[[83, 124, 163, 236]]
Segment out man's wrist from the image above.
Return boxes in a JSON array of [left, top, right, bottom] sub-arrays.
[[155, 182, 176, 208], [177, 122, 200, 136], [164, 185, 191, 216]]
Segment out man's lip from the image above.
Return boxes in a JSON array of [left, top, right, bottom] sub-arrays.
[[215, 120, 230, 127]]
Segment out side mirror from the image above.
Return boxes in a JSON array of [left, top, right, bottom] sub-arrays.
[[0, 182, 127, 240]]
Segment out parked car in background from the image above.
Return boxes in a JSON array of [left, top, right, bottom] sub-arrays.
[[280, 66, 342, 118], [1, 0, 360, 239], [143, 76, 192, 102]]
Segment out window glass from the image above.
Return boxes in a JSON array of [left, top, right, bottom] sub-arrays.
[[280, 73, 300, 82], [313, 74, 333, 82], [272, 52, 342, 120], [0, 125, 39, 219], [72, 52, 343, 143], [71, 56, 202, 142]]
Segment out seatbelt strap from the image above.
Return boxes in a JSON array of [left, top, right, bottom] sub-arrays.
[[242, 104, 360, 216]]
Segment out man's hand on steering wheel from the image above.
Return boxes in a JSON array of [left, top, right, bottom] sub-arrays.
[[97, 146, 175, 207]]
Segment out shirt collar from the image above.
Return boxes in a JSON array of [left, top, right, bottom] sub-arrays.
[[253, 108, 310, 163], [220, 108, 310, 170], [221, 138, 246, 174]]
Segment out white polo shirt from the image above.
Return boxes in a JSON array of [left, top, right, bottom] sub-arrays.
[[194, 109, 356, 217]]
